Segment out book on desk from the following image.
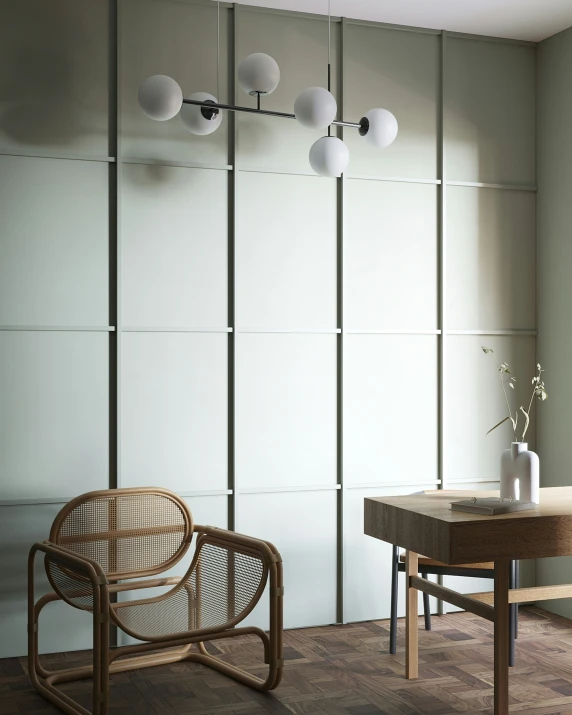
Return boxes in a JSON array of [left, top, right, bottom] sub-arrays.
[[450, 497, 536, 515]]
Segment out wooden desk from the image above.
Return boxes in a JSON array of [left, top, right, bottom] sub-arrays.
[[365, 487, 572, 715]]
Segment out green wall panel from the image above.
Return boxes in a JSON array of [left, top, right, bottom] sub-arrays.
[[344, 179, 438, 330], [536, 26, 572, 619], [121, 164, 228, 328], [235, 7, 339, 172], [344, 23, 440, 179], [236, 334, 337, 490], [236, 171, 337, 329], [0, 332, 109, 501], [344, 335, 438, 486], [445, 37, 535, 184], [447, 186, 536, 330], [0, 0, 109, 157], [121, 332, 228, 493], [121, 0, 229, 164], [0, 156, 109, 327]]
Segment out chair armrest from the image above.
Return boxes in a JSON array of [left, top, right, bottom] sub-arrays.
[[193, 525, 282, 566], [29, 541, 110, 613], [30, 541, 108, 585]]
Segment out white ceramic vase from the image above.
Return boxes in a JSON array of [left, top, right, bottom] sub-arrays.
[[500, 442, 539, 503]]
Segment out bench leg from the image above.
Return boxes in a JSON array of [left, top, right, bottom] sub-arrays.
[[494, 559, 510, 715], [389, 545, 398, 654], [422, 573, 431, 631], [405, 550, 419, 679]]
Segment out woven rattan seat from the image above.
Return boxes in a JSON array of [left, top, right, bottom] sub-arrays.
[[28, 487, 283, 715]]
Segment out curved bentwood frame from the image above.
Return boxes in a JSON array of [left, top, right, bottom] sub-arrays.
[[28, 487, 284, 715]]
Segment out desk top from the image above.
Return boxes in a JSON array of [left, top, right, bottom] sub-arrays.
[[365, 487, 572, 564]]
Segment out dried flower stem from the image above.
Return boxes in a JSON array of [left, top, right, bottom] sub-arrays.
[[481, 347, 547, 441]]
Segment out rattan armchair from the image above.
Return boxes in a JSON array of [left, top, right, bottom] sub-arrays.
[[28, 487, 283, 715]]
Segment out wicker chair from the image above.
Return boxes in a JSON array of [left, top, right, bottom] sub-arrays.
[[28, 487, 283, 715]]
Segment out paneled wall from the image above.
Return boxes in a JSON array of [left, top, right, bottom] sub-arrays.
[[0, 0, 537, 657], [536, 25, 572, 619]]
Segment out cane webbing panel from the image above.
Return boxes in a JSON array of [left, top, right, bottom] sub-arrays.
[[45, 557, 94, 611], [114, 540, 266, 639], [51, 492, 190, 578], [189, 541, 266, 629], [114, 585, 196, 638]]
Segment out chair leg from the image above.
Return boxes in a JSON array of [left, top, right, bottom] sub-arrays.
[[422, 574, 432, 631], [514, 560, 519, 639], [509, 560, 515, 667], [390, 545, 398, 654]]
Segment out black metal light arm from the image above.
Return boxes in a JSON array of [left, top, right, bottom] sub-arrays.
[[182, 97, 364, 130]]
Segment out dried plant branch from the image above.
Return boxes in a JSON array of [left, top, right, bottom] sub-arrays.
[[482, 347, 518, 440], [520, 363, 547, 442], [482, 347, 547, 442]]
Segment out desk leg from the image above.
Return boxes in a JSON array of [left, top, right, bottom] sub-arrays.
[[405, 550, 419, 679], [494, 559, 510, 715]]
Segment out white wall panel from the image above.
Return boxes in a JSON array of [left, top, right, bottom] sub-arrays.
[[0, 156, 109, 326], [236, 9, 339, 172], [344, 24, 439, 179], [345, 485, 439, 624], [236, 172, 337, 329], [447, 187, 536, 330], [344, 335, 438, 486], [345, 180, 438, 330], [122, 165, 228, 328], [239, 490, 337, 629], [121, 333, 227, 492], [121, 0, 229, 164], [445, 37, 535, 184], [446, 336, 537, 484], [236, 334, 337, 490], [0, 0, 108, 157], [0, 332, 109, 501], [0, 503, 94, 658]]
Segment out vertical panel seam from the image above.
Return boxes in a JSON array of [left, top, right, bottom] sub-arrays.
[[228, 3, 238, 532], [337, 16, 346, 625], [437, 29, 447, 616], [438, 30, 446, 494]]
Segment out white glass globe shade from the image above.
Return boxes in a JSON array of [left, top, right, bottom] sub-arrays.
[[309, 136, 349, 177], [361, 108, 398, 148], [180, 92, 223, 136], [294, 87, 337, 129], [138, 75, 183, 121], [237, 53, 280, 96]]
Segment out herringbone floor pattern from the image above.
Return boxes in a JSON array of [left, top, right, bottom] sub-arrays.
[[3, 607, 572, 714]]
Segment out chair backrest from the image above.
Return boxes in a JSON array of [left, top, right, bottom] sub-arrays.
[[49, 487, 194, 580]]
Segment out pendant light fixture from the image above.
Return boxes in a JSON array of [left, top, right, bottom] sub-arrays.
[[180, 0, 223, 135], [237, 52, 281, 97], [137, 0, 398, 177], [297, 0, 349, 177]]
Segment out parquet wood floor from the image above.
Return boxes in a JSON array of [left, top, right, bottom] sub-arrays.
[[3, 607, 572, 715]]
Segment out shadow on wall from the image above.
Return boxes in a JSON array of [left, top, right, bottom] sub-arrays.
[[124, 162, 205, 186], [0, 543, 30, 596], [0, 0, 104, 147]]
